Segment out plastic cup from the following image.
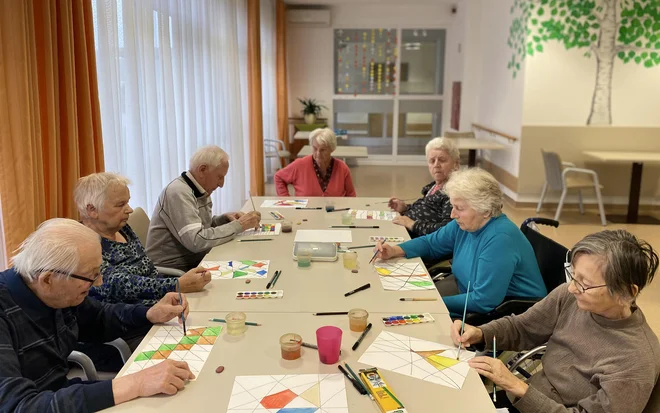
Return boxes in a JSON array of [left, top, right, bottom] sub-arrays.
[[281, 220, 293, 233], [341, 212, 353, 225], [348, 308, 369, 332], [316, 326, 342, 364], [297, 248, 312, 268], [225, 312, 247, 336], [279, 333, 302, 360], [343, 251, 358, 270]]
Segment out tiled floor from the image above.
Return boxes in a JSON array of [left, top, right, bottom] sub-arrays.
[[267, 165, 660, 334]]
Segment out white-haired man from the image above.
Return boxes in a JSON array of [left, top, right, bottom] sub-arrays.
[[147, 145, 261, 271], [0, 219, 194, 412]]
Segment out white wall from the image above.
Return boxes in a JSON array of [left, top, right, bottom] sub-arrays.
[[286, 3, 459, 129], [471, 0, 524, 178]]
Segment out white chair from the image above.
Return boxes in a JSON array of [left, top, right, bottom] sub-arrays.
[[264, 139, 290, 180], [537, 150, 607, 226], [127, 207, 184, 277]]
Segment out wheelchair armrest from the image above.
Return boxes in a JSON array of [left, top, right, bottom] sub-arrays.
[[106, 338, 132, 364], [157, 266, 185, 278], [68, 350, 99, 381], [492, 297, 542, 316]]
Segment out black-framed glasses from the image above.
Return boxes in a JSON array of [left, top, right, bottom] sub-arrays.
[[37, 269, 101, 284], [564, 250, 607, 294]]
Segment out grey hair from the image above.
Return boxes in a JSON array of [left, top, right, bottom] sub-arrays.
[[74, 172, 131, 219], [425, 137, 460, 163], [189, 145, 229, 170], [444, 168, 503, 217], [12, 218, 101, 282], [571, 230, 658, 300], [309, 128, 337, 152]]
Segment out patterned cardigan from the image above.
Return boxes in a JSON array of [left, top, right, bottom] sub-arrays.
[[89, 224, 178, 306], [403, 181, 453, 237]]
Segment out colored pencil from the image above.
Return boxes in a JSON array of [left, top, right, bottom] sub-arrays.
[[270, 270, 283, 288], [296, 207, 322, 210], [237, 238, 273, 242], [351, 323, 373, 351], [493, 336, 497, 402], [266, 270, 281, 290], [338, 365, 367, 395], [399, 298, 438, 301], [456, 280, 471, 360], [344, 363, 369, 394], [313, 312, 349, 316], [176, 279, 186, 336], [344, 283, 371, 297], [208, 318, 262, 327]]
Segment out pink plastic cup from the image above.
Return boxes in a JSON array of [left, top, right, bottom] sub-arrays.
[[316, 326, 342, 364]]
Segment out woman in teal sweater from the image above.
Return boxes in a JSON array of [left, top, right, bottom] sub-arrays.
[[376, 168, 547, 316]]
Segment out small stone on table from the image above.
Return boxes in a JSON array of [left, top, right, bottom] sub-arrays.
[[216, 366, 225, 374], [351, 269, 358, 274], [245, 279, 251, 284]]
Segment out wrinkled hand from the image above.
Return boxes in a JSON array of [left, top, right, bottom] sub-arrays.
[[178, 267, 211, 293], [133, 360, 195, 396], [238, 211, 261, 231], [225, 211, 245, 221], [388, 197, 408, 213], [450, 320, 484, 348], [374, 241, 405, 261], [392, 215, 415, 230], [468, 356, 529, 398], [147, 292, 189, 325]]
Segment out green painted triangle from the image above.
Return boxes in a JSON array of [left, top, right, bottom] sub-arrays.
[[179, 335, 200, 345], [409, 281, 434, 288], [240, 260, 257, 266], [135, 351, 156, 361], [233, 271, 248, 278], [202, 326, 222, 336], [158, 343, 177, 351]]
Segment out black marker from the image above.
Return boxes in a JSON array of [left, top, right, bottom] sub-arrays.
[[344, 283, 371, 297]]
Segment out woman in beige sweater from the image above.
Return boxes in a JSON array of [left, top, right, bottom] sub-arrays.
[[452, 229, 660, 413]]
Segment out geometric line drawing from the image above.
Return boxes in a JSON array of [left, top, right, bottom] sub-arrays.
[[120, 325, 220, 379], [260, 199, 308, 208], [239, 223, 281, 237], [358, 331, 475, 390], [349, 209, 397, 221], [200, 260, 270, 280], [373, 261, 434, 291], [226, 374, 347, 413]]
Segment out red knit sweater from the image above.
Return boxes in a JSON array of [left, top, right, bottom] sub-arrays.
[[274, 155, 357, 197]]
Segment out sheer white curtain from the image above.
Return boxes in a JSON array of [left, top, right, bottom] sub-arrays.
[[260, 0, 279, 176], [93, 0, 250, 215]]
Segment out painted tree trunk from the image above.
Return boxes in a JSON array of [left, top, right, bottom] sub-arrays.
[[587, 1, 617, 125]]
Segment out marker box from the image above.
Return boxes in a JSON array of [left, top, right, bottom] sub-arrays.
[[359, 368, 408, 413], [236, 290, 284, 299]]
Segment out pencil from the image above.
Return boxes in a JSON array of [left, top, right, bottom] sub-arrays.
[[344, 363, 368, 394], [383, 386, 404, 409], [237, 238, 273, 242], [330, 225, 380, 229], [347, 245, 376, 250], [176, 279, 186, 336], [208, 318, 262, 327], [456, 280, 471, 360], [338, 365, 367, 395], [313, 312, 349, 316], [493, 336, 497, 402]]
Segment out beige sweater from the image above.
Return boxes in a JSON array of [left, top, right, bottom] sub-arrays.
[[480, 285, 660, 413]]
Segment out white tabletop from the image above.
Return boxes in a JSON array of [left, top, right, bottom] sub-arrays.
[[295, 131, 348, 140], [109, 312, 496, 412], [583, 151, 660, 163], [298, 145, 368, 158], [444, 137, 507, 151]]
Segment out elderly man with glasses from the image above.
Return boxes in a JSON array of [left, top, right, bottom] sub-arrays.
[[0, 219, 195, 412]]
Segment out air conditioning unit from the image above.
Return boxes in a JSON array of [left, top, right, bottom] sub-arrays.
[[287, 9, 331, 27]]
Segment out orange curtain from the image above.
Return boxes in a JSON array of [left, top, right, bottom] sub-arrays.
[[0, 0, 104, 257], [248, 0, 265, 196], [276, 0, 289, 153]]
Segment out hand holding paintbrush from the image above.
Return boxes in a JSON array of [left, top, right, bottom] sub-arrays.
[[370, 241, 406, 263]]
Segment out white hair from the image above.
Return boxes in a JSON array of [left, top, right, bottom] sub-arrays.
[[189, 145, 229, 170], [74, 172, 130, 219], [444, 168, 504, 217], [12, 218, 101, 282], [309, 128, 337, 152], [425, 137, 460, 162]]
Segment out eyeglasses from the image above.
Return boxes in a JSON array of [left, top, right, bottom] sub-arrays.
[[564, 250, 607, 294], [37, 269, 101, 284]]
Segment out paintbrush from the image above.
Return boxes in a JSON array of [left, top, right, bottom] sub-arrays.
[[456, 280, 471, 360]]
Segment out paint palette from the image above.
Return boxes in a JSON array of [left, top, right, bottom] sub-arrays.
[[236, 290, 284, 299], [381, 313, 435, 326], [369, 236, 405, 243]]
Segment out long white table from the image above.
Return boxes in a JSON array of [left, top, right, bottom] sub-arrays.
[[107, 197, 496, 412]]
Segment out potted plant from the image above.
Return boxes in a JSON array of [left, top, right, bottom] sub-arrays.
[[298, 97, 327, 125]]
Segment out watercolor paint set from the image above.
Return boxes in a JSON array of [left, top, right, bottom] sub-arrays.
[[369, 236, 405, 243], [381, 313, 435, 327], [235, 290, 284, 299]]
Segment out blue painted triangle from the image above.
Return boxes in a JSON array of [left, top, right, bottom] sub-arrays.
[[277, 409, 318, 413]]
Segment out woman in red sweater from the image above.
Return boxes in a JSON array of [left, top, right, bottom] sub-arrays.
[[275, 128, 357, 197]]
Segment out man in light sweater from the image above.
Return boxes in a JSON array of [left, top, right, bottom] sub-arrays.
[[452, 230, 660, 413], [147, 145, 261, 271]]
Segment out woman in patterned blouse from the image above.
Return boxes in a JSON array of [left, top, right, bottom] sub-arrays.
[[274, 128, 357, 197], [388, 137, 460, 237], [74, 172, 212, 305]]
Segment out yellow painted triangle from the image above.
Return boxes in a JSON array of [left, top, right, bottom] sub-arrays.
[[413, 350, 447, 359], [375, 268, 392, 275], [300, 383, 321, 407], [427, 354, 460, 369]]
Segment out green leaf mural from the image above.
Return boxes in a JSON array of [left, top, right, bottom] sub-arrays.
[[508, 0, 660, 125]]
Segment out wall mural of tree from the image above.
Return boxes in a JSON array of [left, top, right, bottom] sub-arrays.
[[508, 0, 660, 125]]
